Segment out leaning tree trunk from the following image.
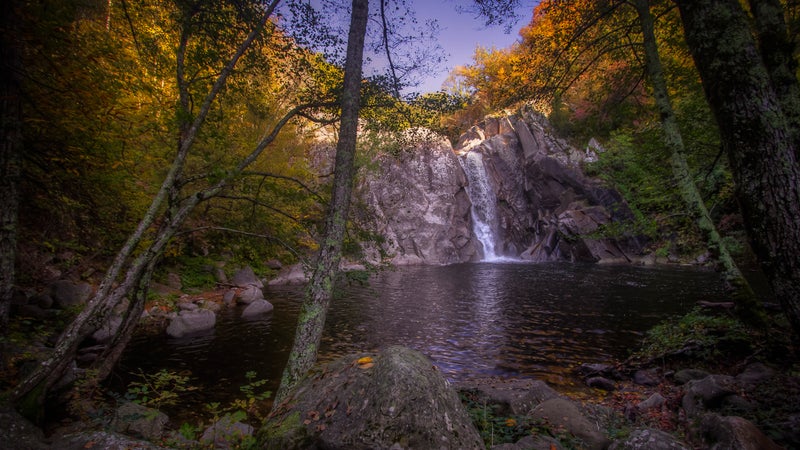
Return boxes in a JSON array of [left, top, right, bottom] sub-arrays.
[[91, 252, 158, 383], [10, 2, 283, 413], [275, 0, 369, 404], [675, 0, 800, 340], [634, 0, 766, 326], [0, 0, 23, 335]]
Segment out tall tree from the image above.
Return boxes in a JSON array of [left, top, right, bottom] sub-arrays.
[[0, 0, 22, 334], [674, 0, 800, 340], [275, 0, 369, 404], [10, 0, 330, 415], [748, 0, 800, 158], [634, 0, 765, 326]]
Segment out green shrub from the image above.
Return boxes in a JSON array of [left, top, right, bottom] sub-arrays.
[[635, 308, 751, 361]]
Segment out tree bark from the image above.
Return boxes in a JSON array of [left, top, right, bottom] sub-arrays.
[[748, 0, 800, 159], [275, 0, 369, 404], [635, 0, 766, 326], [0, 0, 22, 335], [675, 0, 800, 340]]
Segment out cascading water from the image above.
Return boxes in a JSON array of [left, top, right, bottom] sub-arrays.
[[460, 151, 502, 261]]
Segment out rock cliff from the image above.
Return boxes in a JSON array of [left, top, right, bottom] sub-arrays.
[[455, 112, 644, 263], [350, 113, 643, 265], [354, 130, 479, 265]]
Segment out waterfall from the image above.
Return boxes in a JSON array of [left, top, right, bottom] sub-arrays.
[[460, 151, 502, 261]]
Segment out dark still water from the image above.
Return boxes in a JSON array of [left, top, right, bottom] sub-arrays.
[[117, 262, 725, 410]]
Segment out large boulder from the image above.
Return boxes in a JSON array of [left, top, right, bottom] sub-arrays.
[[231, 266, 263, 288], [200, 415, 254, 449], [242, 299, 274, 317], [0, 407, 48, 450], [529, 398, 611, 450], [259, 346, 484, 449], [268, 264, 308, 286], [166, 309, 216, 338], [456, 378, 560, 416], [356, 130, 480, 265], [609, 428, 689, 449], [110, 402, 169, 441], [699, 414, 782, 450], [50, 280, 93, 309], [51, 430, 170, 450], [237, 284, 264, 304]]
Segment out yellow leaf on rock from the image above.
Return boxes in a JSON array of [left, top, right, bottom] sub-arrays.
[[357, 356, 373, 365]]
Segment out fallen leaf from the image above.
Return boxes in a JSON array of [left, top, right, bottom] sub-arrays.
[[358, 362, 374, 370], [83, 442, 95, 449], [357, 356, 373, 365]]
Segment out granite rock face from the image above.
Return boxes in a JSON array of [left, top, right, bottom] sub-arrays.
[[454, 112, 643, 263], [352, 115, 641, 265], [355, 130, 479, 265]]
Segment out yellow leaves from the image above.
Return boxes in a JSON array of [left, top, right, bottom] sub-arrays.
[[356, 356, 374, 369], [505, 418, 517, 427]]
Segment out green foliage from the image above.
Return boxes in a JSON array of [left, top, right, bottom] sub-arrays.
[[584, 129, 678, 240], [635, 308, 751, 361], [126, 369, 198, 410], [177, 422, 199, 441], [459, 391, 533, 446], [206, 370, 272, 425]]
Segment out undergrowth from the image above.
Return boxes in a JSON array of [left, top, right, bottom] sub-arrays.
[[633, 307, 754, 364], [458, 390, 585, 448]]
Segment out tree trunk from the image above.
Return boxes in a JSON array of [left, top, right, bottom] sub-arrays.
[[748, 0, 800, 159], [0, 0, 23, 335], [675, 0, 800, 340], [634, 0, 766, 326], [10, 2, 284, 413], [275, 0, 369, 404]]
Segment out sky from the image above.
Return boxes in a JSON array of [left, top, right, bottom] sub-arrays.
[[406, 0, 538, 93]]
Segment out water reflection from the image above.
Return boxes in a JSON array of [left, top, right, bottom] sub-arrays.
[[119, 262, 725, 410]]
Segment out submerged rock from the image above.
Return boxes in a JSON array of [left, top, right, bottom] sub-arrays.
[[242, 299, 274, 317], [165, 309, 216, 338], [260, 346, 484, 449]]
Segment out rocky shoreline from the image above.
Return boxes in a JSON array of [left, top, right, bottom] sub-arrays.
[[3, 340, 797, 449]]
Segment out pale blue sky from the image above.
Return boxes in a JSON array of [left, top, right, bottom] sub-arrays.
[[410, 0, 538, 92]]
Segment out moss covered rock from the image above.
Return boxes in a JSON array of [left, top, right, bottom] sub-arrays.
[[259, 346, 484, 449]]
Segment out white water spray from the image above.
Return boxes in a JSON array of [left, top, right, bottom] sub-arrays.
[[460, 151, 502, 261]]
